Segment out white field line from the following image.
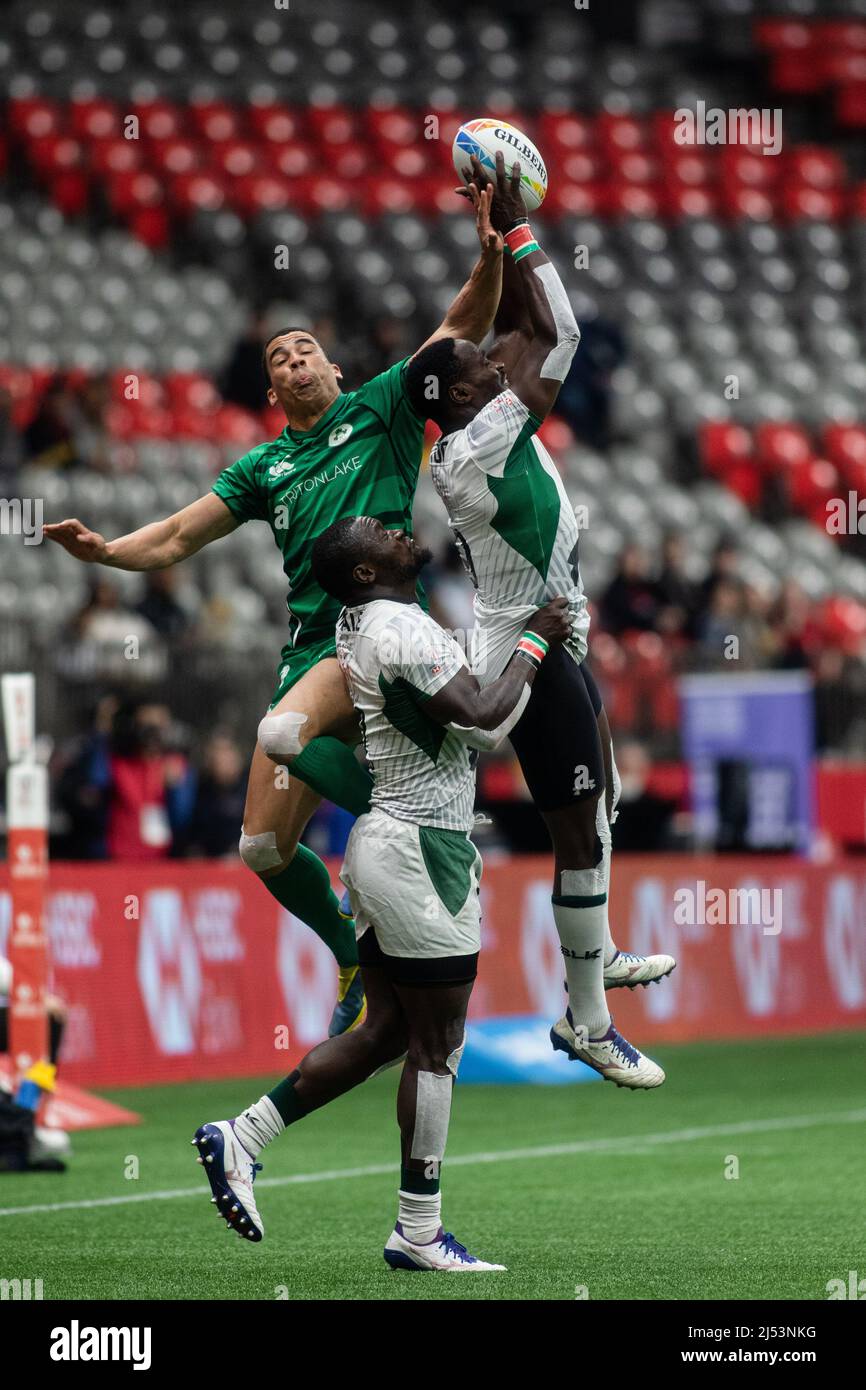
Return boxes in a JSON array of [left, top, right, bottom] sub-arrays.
[[1, 1106, 864, 1220]]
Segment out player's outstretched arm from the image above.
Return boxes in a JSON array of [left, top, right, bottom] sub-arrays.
[[43, 493, 238, 571], [411, 183, 503, 358], [475, 152, 580, 421], [425, 597, 570, 745]]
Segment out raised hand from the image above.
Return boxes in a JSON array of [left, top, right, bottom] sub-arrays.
[[42, 518, 109, 564]]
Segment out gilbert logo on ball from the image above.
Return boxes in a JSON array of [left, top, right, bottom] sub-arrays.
[[452, 118, 548, 211]]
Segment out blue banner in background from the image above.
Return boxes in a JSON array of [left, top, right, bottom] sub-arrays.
[[679, 671, 815, 854], [460, 1016, 601, 1085]]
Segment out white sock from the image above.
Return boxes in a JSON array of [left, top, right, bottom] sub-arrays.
[[553, 896, 611, 1037], [604, 755, 621, 966], [233, 1095, 284, 1160], [397, 1189, 442, 1245]]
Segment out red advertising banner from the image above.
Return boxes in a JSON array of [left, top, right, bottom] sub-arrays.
[[1, 856, 865, 1089]]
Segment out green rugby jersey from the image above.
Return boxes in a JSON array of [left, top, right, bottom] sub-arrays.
[[212, 358, 424, 650]]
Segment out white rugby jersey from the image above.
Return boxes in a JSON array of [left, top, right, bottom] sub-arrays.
[[430, 390, 590, 684], [336, 599, 476, 832]]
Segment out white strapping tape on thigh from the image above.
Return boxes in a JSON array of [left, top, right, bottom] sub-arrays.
[[239, 830, 284, 872], [447, 1035, 465, 1078], [610, 752, 622, 823], [534, 261, 581, 382], [257, 710, 308, 760], [409, 1070, 453, 1162]]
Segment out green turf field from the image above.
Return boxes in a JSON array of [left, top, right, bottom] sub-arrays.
[[2, 1032, 865, 1301]]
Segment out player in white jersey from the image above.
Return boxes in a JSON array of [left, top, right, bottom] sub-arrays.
[[405, 153, 673, 1089], [192, 513, 570, 1271]]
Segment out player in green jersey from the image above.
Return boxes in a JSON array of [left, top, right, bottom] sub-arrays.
[[44, 183, 504, 1038]]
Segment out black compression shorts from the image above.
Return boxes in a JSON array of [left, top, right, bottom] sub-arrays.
[[357, 926, 478, 987], [508, 649, 605, 813]]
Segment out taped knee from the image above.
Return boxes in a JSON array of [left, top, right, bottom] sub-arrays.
[[257, 710, 308, 761], [446, 1035, 466, 1079], [238, 829, 284, 873]]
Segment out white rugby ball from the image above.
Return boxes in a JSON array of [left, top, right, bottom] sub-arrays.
[[452, 117, 548, 211]]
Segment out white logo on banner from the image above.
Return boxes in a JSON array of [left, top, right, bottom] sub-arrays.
[[520, 880, 564, 1018], [276, 911, 335, 1045], [824, 876, 866, 1009], [137, 890, 202, 1054], [630, 878, 678, 1021], [731, 886, 781, 1016], [47, 892, 101, 967]]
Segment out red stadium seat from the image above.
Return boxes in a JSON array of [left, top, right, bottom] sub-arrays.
[[779, 185, 844, 221], [822, 425, 866, 479], [537, 113, 593, 153], [231, 173, 292, 214], [270, 143, 314, 178], [8, 98, 63, 139], [725, 461, 763, 509], [189, 102, 243, 143], [70, 98, 121, 141], [361, 178, 423, 216], [719, 186, 776, 220], [699, 422, 752, 475], [248, 105, 304, 144], [754, 423, 813, 475], [149, 138, 202, 177], [821, 596, 866, 656], [134, 102, 184, 142], [308, 106, 359, 147], [367, 107, 418, 151], [213, 140, 261, 178], [596, 114, 646, 153], [89, 137, 142, 177], [786, 146, 846, 190], [788, 458, 840, 517], [169, 172, 226, 214]]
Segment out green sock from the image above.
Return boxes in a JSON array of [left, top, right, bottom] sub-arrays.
[[267, 1070, 309, 1126], [261, 844, 358, 968], [292, 736, 373, 817]]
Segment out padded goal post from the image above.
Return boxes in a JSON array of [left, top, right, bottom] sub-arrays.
[[1, 673, 51, 1092]]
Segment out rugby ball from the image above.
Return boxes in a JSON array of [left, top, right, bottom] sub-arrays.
[[452, 118, 548, 211]]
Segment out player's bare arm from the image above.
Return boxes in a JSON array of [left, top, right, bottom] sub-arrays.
[[411, 181, 503, 358], [425, 596, 570, 733], [42, 493, 238, 570], [464, 150, 579, 420]]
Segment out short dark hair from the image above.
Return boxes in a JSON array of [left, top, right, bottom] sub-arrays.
[[311, 516, 363, 603], [261, 326, 317, 385], [404, 338, 463, 424]]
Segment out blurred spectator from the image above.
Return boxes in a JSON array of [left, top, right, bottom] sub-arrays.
[[0, 388, 23, 494], [770, 579, 814, 671], [221, 311, 270, 412], [655, 532, 702, 639], [56, 699, 194, 861], [57, 577, 166, 684], [610, 741, 678, 851], [554, 313, 626, 450], [599, 544, 660, 635], [136, 569, 191, 641], [182, 732, 246, 858], [24, 375, 76, 469], [69, 373, 111, 472]]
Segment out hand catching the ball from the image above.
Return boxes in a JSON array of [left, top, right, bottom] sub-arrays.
[[455, 161, 503, 257], [456, 150, 528, 237]]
